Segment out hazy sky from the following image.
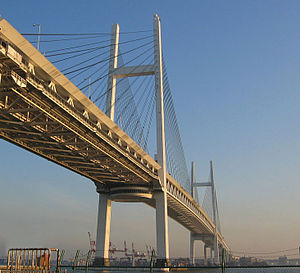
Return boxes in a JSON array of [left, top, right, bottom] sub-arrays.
[[1, 0, 300, 259]]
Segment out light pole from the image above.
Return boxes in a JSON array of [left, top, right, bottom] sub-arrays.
[[33, 24, 41, 51]]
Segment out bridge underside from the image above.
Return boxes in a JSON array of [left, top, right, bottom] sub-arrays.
[[0, 71, 156, 189], [166, 195, 212, 234]]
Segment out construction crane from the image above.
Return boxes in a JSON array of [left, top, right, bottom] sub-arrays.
[[132, 242, 146, 258], [87, 237, 150, 263]]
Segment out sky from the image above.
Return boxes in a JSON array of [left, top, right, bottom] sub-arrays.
[[1, 0, 300, 259]]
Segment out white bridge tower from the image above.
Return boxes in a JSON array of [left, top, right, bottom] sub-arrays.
[[190, 161, 221, 265], [94, 14, 170, 267]]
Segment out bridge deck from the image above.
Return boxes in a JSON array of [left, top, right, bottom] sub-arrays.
[[0, 18, 228, 251]]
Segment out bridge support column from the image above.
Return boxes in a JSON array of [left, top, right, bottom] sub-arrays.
[[219, 246, 223, 264], [94, 193, 111, 266], [213, 233, 219, 264], [154, 191, 170, 267], [190, 234, 195, 265], [204, 244, 207, 265]]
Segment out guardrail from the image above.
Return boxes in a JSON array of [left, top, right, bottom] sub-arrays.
[[57, 264, 300, 273]]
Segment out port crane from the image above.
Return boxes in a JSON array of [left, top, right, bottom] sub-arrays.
[[88, 233, 151, 263]]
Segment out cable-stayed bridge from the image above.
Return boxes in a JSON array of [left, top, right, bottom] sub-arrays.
[[0, 15, 229, 266]]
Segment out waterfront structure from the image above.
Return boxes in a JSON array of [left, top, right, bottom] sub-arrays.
[[0, 15, 229, 267]]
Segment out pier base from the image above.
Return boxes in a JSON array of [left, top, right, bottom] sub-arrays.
[[155, 258, 171, 268], [93, 257, 110, 267]]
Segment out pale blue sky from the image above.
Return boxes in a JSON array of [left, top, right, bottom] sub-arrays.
[[1, 0, 300, 259]]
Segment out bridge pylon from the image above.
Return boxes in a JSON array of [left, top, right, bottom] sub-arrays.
[[94, 14, 170, 267], [190, 161, 221, 265], [94, 22, 119, 267]]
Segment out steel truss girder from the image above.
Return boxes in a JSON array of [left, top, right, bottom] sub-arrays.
[[0, 83, 155, 186], [0, 129, 106, 184]]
